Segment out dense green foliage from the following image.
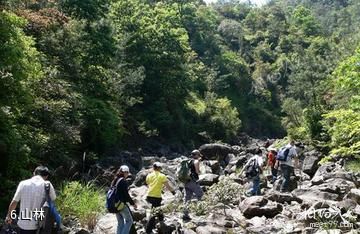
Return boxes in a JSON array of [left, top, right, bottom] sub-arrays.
[[1, 0, 359, 210], [56, 181, 105, 230]]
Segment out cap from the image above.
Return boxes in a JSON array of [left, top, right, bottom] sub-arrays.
[[191, 149, 202, 157], [153, 162, 162, 168], [120, 165, 130, 173]]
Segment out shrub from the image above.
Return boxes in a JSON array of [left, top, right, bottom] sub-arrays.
[[56, 181, 105, 230], [322, 109, 360, 158], [345, 160, 360, 173]]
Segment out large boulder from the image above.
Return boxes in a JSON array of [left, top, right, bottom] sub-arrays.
[[199, 143, 232, 162], [240, 196, 283, 218], [93, 213, 117, 234], [302, 150, 323, 177], [273, 176, 298, 192], [133, 169, 151, 187], [312, 163, 358, 187], [198, 174, 220, 186], [265, 191, 302, 204], [292, 188, 340, 204]]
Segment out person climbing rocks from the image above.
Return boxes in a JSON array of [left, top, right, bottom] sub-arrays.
[[240, 148, 264, 196], [277, 140, 299, 193], [182, 150, 204, 221], [110, 165, 137, 234], [145, 162, 176, 234], [266, 148, 278, 184]]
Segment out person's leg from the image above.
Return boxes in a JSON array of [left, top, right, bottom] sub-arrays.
[[193, 182, 204, 200], [183, 181, 194, 218], [272, 167, 278, 183], [116, 212, 125, 234], [146, 197, 162, 234], [119, 206, 133, 234], [19, 230, 37, 234], [280, 165, 291, 192], [184, 181, 194, 202], [251, 175, 260, 195]]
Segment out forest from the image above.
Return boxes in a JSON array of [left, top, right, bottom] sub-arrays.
[[0, 0, 359, 212]]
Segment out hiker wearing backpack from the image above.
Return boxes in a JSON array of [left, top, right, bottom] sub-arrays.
[[277, 140, 299, 193], [181, 149, 204, 221], [5, 166, 57, 234], [240, 149, 264, 196], [145, 162, 176, 234], [108, 165, 137, 234], [265, 148, 278, 184]]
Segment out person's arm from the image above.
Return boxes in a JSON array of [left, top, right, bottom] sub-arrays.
[[164, 180, 176, 195], [291, 147, 299, 168], [49, 183, 56, 201], [239, 159, 251, 175], [194, 160, 200, 175], [145, 174, 150, 186], [5, 200, 18, 224], [5, 182, 22, 224], [265, 153, 270, 169]]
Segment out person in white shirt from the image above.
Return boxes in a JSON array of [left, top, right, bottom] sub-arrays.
[[278, 140, 299, 192], [5, 166, 56, 234], [241, 148, 264, 196]]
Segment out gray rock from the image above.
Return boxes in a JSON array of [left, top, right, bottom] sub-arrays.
[[206, 160, 221, 174], [315, 229, 341, 234], [292, 188, 339, 203], [74, 229, 90, 234], [199, 143, 232, 161], [133, 169, 151, 187], [235, 155, 248, 168], [195, 225, 226, 234], [265, 191, 302, 204], [336, 199, 358, 212], [93, 214, 116, 234], [302, 150, 323, 177], [131, 208, 146, 222], [198, 173, 219, 186], [273, 176, 298, 192], [240, 196, 283, 218], [183, 228, 197, 234], [344, 188, 360, 204]]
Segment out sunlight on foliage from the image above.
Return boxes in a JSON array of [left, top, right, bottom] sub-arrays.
[[56, 181, 105, 230]]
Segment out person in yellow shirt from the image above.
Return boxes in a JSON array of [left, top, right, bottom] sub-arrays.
[[145, 162, 175, 234]]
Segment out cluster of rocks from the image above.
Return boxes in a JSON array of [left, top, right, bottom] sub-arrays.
[[70, 137, 359, 234]]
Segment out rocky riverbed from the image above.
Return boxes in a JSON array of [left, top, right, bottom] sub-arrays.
[[66, 137, 360, 234]]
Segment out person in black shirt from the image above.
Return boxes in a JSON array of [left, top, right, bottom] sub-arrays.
[[182, 150, 204, 221], [111, 165, 137, 234]]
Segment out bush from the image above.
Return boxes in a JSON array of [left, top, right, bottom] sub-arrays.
[[56, 181, 105, 230], [345, 160, 360, 173], [322, 109, 360, 158], [206, 177, 242, 206]]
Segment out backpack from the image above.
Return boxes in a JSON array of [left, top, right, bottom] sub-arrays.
[[106, 178, 125, 213], [245, 158, 260, 178], [37, 182, 56, 234], [176, 159, 192, 183], [276, 146, 291, 162]]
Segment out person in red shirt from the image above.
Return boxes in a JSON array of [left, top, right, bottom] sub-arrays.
[[266, 149, 278, 184]]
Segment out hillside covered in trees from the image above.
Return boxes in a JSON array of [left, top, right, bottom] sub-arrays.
[[0, 0, 359, 210]]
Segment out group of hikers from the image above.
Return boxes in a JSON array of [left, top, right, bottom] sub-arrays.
[[4, 140, 300, 234]]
